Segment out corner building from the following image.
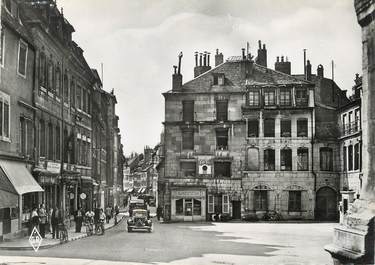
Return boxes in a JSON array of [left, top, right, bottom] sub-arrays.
[[160, 44, 343, 222]]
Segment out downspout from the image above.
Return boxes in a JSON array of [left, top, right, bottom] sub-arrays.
[[311, 101, 317, 219]]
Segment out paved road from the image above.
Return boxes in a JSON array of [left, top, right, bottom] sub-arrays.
[[0, 219, 336, 265]]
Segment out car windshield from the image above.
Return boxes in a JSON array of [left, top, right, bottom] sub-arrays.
[[133, 210, 147, 217]]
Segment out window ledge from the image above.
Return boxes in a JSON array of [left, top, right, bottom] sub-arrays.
[[0, 136, 11, 143]]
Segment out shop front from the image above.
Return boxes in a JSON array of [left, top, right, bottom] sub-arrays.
[[170, 186, 206, 222]]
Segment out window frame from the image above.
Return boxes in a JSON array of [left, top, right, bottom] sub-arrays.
[[216, 100, 228, 122], [297, 118, 308, 137], [17, 39, 28, 78], [264, 118, 275, 137], [214, 161, 231, 178], [0, 92, 10, 141], [288, 191, 302, 212], [320, 147, 333, 171], [254, 190, 268, 211], [180, 161, 196, 177], [0, 29, 5, 67], [222, 194, 229, 214], [264, 149, 275, 171], [280, 148, 292, 171], [247, 119, 259, 137], [216, 128, 228, 150], [248, 90, 260, 107], [280, 119, 291, 137], [279, 88, 291, 106], [208, 195, 214, 214], [182, 129, 194, 150], [182, 100, 194, 123], [297, 148, 309, 171], [264, 90, 275, 106]]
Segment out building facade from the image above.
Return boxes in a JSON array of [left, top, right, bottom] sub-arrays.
[[159, 42, 346, 222]]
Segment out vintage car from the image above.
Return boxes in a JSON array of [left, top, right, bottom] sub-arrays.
[[127, 209, 152, 232]]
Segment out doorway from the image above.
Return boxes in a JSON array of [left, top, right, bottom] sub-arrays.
[[232, 201, 241, 219], [316, 187, 338, 221]]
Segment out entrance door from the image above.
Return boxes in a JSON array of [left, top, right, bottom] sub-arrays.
[[232, 201, 241, 219], [316, 187, 338, 221], [184, 199, 193, 221], [2, 208, 11, 234]]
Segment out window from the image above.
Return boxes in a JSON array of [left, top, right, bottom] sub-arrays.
[[4, 0, 11, 13], [63, 128, 68, 163], [47, 60, 54, 91], [0, 93, 10, 139], [264, 118, 275, 137], [56, 126, 60, 161], [342, 114, 347, 134], [248, 91, 259, 107], [20, 118, 26, 155], [193, 199, 201, 215], [181, 161, 196, 177], [216, 129, 228, 150], [87, 92, 91, 114], [280, 149, 292, 171], [17, 40, 28, 77], [254, 190, 267, 211], [185, 199, 192, 216], [280, 89, 291, 106], [26, 119, 33, 157], [213, 74, 225, 85], [182, 100, 194, 122], [63, 72, 69, 103], [70, 79, 75, 107], [0, 29, 5, 66], [39, 120, 46, 157], [214, 161, 231, 178], [208, 195, 214, 213], [48, 123, 53, 160], [297, 119, 308, 137], [348, 145, 353, 171], [82, 89, 87, 112], [248, 120, 258, 137], [343, 146, 347, 172], [288, 191, 301, 211], [182, 129, 194, 150], [281, 119, 291, 137], [297, 148, 309, 171], [320, 147, 333, 171], [264, 149, 275, 171], [176, 199, 183, 215], [216, 100, 228, 121], [247, 148, 259, 170], [76, 85, 82, 109], [20, 118, 34, 158], [39, 52, 46, 89], [55, 67, 61, 98], [295, 89, 308, 106], [222, 195, 229, 213], [264, 90, 275, 106], [354, 143, 359, 170]]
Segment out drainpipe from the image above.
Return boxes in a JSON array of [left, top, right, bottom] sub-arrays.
[[311, 105, 317, 219]]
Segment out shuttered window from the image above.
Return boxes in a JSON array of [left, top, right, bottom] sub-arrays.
[[288, 191, 302, 211], [18, 40, 28, 77], [254, 190, 267, 211], [216, 100, 228, 121], [182, 101, 194, 122]]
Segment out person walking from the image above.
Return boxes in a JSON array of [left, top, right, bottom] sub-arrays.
[[30, 206, 39, 232], [51, 207, 61, 239], [156, 206, 163, 221], [98, 208, 106, 235], [105, 205, 111, 224], [38, 204, 47, 238], [75, 207, 84, 233]]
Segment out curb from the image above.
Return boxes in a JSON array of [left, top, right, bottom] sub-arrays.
[[0, 215, 126, 251]]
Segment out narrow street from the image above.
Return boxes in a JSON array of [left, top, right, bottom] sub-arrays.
[[0, 219, 336, 265]]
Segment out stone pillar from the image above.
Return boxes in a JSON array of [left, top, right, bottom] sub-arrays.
[[324, 1, 375, 264]]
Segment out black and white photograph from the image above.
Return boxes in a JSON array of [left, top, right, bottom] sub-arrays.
[[0, 0, 374, 264]]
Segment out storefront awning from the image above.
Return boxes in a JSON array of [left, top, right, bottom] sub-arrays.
[[0, 160, 44, 195]]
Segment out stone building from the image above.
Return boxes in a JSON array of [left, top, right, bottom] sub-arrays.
[[159, 41, 347, 222], [0, 0, 43, 240]]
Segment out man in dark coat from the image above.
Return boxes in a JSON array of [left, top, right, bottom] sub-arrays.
[[51, 207, 62, 239], [75, 207, 85, 232]]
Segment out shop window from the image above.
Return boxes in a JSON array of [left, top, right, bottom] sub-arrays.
[[39, 120, 46, 157], [254, 190, 268, 211], [214, 161, 231, 178], [208, 195, 214, 213], [281, 119, 291, 137], [354, 143, 359, 170], [181, 161, 196, 177], [264, 90, 275, 106], [320, 147, 333, 171], [248, 91, 259, 107], [280, 148, 292, 171], [216, 100, 228, 121], [264, 118, 275, 137], [39, 52, 46, 89], [222, 194, 229, 213], [264, 149, 275, 171], [185, 199, 192, 216], [248, 120, 258, 137], [288, 191, 301, 211], [295, 89, 308, 106], [193, 199, 201, 215], [48, 123, 53, 160], [297, 119, 308, 137], [280, 88, 291, 106], [17, 39, 28, 77], [297, 148, 309, 171], [343, 146, 347, 172], [348, 145, 353, 171], [216, 128, 228, 150], [246, 148, 259, 171], [182, 129, 194, 150], [176, 199, 183, 215]]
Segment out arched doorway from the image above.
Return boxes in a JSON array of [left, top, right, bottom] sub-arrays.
[[316, 187, 338, 221]]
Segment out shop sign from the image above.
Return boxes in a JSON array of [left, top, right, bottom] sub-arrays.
[[173, 190, 205, 198], [39, 175, 57, 185], [29, 227, 42, 252], [47, 162, 61, 174]]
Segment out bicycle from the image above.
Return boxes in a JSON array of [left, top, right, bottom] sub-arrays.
[[95, 219, 105, 235]]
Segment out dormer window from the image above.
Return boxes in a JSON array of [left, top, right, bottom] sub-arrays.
[[213, 73, 225, 86], [264, 90, 275, 106], [248, 90, 260, 107]]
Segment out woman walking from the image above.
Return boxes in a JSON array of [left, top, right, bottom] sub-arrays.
[[38, 204, 47, 238], [75, 207, 84, 233]]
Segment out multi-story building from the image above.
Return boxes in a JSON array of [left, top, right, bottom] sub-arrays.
[[159, 41, 347, 222], [0, 0, 43, 240]]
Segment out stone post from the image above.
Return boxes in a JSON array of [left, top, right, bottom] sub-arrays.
[[324, 1, 375, 264]]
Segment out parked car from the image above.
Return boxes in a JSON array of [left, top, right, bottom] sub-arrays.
[[127, 209, 152, 232]]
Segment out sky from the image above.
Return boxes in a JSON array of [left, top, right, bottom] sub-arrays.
[[57, 0, 362, 155]]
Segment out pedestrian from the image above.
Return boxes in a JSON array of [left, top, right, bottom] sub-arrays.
[[30, 206, 39, 231], [105, 205, 111, 224], [156, 206, 162, 221], [98, 208, 106, 235], [48, 207, 53, 234], [38, 204, 47, 238], [51, 206, 61, 239], [75, 206, 85, 233]]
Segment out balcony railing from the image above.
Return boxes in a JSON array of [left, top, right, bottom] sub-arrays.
[[295, 98, 308, 107], [341, 121, 361, 136]]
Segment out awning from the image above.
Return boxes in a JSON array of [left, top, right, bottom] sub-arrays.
[[0, 160, 44, 195]]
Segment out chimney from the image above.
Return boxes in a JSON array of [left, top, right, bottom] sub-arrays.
[[242, 48, 246, 60], [195, 52, 198, 67], [194, 51, 212, 78], [215, 49, 224, 66], [255, 40, 267, 67], [275, 55, 291, 75], [306, 60, 312, 81], [317, 64, 324, 78], [172, 52, 183, 91]]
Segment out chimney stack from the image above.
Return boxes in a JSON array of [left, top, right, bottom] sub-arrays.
[[195, 52, 198, 67], [172, 52, 183, 91], [194, 51, 212, 78], [317, 64, 324, 78], [275, 55, 291, 75], [215, 49, 224, 66], [306, 60, 312, 81], [242, 48, 246, 60], [255, 40, 267, 67]]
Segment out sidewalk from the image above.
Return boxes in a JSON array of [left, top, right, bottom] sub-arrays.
[[0, 213, 126, 251]]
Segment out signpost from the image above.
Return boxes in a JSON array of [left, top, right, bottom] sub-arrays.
[[29, 227, 42, 252]]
